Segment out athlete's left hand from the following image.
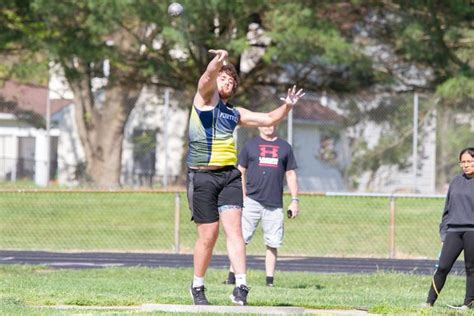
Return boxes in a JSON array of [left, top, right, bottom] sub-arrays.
[[280, 85, 305, 106]]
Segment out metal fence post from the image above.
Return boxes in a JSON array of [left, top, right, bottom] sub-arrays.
[[389, 196, 396, 258], [174, 192, 181, 254]]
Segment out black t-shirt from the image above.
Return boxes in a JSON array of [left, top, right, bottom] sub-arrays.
[[238, 136, 297, 207]]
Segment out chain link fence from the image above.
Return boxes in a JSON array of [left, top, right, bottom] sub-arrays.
[[1, 85, 469, 261], [0, 190, 445, 259]]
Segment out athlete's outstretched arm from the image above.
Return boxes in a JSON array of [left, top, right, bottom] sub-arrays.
[[238, 85, 305, 127]]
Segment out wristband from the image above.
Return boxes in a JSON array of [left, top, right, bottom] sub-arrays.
[[291, 198, 299, 202]]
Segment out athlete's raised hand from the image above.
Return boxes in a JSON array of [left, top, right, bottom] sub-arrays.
[[280, 85, 305, 106], [208, 49, 228, 64]]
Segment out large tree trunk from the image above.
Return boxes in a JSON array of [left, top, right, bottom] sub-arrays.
[[72, 80, 140, 188]]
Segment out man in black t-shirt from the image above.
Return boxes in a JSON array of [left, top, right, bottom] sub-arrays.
[[225, 125, 299, 287]]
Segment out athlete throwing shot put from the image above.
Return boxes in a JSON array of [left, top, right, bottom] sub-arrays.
[[187, 48, 304, 305]]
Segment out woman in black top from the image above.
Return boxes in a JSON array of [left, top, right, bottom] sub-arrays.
[[425, 147, 474, 310]]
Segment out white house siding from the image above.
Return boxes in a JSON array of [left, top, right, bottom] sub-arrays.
[[34, 130, 49, 186], [292, 122, 349, 192], [56, 104, 86, 186], [0, 116, 19, 180], [121, 86, 188, 187], [0, 114, 60, 184]]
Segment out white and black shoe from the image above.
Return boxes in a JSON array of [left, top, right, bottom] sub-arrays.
[[189, 284, 210, 305], [229, 284, 249, 306]]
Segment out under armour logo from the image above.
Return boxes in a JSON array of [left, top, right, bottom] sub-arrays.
[[259, 145, 279, 158]]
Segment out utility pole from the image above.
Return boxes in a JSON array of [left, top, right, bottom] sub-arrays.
[[412, 93, 419, 193]]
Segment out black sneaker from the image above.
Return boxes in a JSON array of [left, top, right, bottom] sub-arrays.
[[189, 285, 209, 305], [230, 284, 249, 306]]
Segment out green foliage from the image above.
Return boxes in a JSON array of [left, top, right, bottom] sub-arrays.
[[9, 55, 48, 85], [438, 123, 473, 177], [263, 2, 375, 91], [436, 75, 474, 106], [396, 22, 432, 62], [1, 0, 472, 188], [0, 1, 48, 84], [393, 0, 473, 78], [3, 3, 374, 107], [372, 1, 474, 193]]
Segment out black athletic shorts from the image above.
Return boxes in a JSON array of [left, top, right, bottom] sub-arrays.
[[186, 166, 243, 223]]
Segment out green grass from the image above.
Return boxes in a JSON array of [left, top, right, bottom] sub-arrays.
[[0, 191, 445, 258], [0, 192, 176, 251], [0, 264, 471, 315]]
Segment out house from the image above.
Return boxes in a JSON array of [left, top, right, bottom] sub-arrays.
[[0, 78, 189, 188], [291, 97, 350, 192], [0, 80, 71, 186]]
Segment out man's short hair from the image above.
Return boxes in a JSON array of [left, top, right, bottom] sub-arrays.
[[219, 64, 239, 94]]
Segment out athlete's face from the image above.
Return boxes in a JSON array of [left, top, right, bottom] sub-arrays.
[[258, 125, 276, 138], [217, 72, 235, 100], [460, 152, 474, 177]]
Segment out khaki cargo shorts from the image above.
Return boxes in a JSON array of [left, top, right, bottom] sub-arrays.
[[241, 196, 284, 248]]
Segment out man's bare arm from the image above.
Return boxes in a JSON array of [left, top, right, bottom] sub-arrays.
[[238, 85, 305, 127], [194, 49, 228, 107], [286, 169, 299, 218]]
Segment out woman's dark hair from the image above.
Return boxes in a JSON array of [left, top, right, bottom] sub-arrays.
[[219, 64, 239, 94], [459, 147, 474, 160]]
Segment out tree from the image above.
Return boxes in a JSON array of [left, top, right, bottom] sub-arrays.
[[13, 0, 373, 187], [0, 0, 48, 84], [318, 0, 474, 191], [374, 0, 474, 189]]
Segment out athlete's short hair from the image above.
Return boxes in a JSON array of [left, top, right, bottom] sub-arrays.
[[219, 64, 239, 95]]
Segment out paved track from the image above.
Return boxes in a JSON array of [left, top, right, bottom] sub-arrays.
[[0, 250, 465, 275]]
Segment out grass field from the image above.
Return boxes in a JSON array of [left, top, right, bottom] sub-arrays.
[[0, 191, 445, 258], [0, 264, 471, 315]]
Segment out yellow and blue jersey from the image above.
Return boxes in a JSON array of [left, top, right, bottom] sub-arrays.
[[187, 100, 240, 167]]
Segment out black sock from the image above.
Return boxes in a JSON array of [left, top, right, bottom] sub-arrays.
[[227, 272, 235, 283], [266, 276, 274, 285]]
